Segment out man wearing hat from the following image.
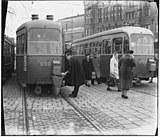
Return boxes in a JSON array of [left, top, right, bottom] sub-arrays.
[[82, 53, 93, 87], [119, 50, 136, 99], [62, 49, 85, 97]]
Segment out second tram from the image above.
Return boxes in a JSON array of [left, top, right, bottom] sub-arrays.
[[3, 35, 15, 83], [71, 26, 156, 83]]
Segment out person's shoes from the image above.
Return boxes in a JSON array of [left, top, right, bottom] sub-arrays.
[[122, 95, 128, 99], [148, 81, 153, 83], [97, 82, 101, 85], [87, 84, 90, 87], [68, 94, 77, 98], [118, 89, 122, 92], [107, 87, 112, 91]]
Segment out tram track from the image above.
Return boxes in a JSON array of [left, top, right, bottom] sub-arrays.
[[60, 92, 105, 135], [21, 83, 157, 135], [22, 87, 29, 135], [22, 86, 105, 135]]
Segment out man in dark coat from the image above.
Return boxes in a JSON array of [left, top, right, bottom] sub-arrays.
[[91, 52, 101, 85], [82, 53, 93, 87], [119, 50, 136, 99], [148, 53, 158, 83], [63, 50, 85, 97]]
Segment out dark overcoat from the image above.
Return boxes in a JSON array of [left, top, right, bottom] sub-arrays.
[[119, 55, 136, 90], [64, 57, 85, 86], [92, 56, 101, 78], [82, 58, 93, 80]]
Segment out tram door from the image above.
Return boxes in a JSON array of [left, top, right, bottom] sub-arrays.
[[16, 29, 27, 86]]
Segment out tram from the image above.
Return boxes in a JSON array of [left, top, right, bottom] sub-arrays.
[[71, 26, 156, 84], [3, 35, 15, 82], [16, 15, 65, 94]]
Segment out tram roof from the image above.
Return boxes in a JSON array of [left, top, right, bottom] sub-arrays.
[[16, 19, 62, 32], [72, 26, 153, 44]]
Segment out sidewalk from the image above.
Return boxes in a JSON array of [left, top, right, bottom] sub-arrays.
[[61, 82, 157, 135]]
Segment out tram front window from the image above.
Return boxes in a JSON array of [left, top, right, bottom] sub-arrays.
[[130, 34, 154, 55], [29, 28, 62, 54]]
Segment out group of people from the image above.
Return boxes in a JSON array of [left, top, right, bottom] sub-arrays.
[[107, 50, 136, 99], [62, 49, 136, 99]]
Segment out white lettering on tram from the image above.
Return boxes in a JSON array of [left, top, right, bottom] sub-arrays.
[[39, 61, 51, 66], [138, 60, 147, 65]]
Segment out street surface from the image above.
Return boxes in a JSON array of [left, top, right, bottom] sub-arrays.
[[3, 74, 158, 135]]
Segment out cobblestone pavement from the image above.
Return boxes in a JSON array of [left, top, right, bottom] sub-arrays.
[[2, 75, 158, 135], [3, 76, 24, 135]]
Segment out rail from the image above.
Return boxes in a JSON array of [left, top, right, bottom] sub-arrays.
[[22, 87, 29, 135], [60, 92, 105, 135]]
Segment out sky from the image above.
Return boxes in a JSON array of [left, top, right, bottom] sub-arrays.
[[5, 1, 84, 41]]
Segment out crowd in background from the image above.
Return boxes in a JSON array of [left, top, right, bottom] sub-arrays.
[[62, 44, 157, 99]]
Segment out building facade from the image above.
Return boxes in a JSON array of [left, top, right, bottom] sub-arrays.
[[59, 14, 85, 43], [83, 1, 158, 52]]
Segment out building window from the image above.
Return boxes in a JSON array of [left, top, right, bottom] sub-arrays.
[[98, 17, 102, 22], [98, 8, 102, 15], [107, 14, 110, 22], [147, 24, 151, 30], [111, 13, 113, 21], [126, 12, 129, 19], [114, 13, 116, 21]]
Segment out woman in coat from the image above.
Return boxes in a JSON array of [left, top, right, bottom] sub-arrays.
[[119, 50, 136, 99], [82, 53, 93, 87], [107, 52, 121, 91]]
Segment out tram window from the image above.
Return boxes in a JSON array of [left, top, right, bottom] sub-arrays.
[[4, 43, 8, 55], [30, 29, 60, 42], [89, 43, 92, 54], [85, 43, 90, 54], [103, 40, 111, 54], [90, 42, 95, 54], [77, 45, 80, 55], [18, 36, 23, 54], [112, 38, 122, 53], [79, 45, 82, 55], [95, 42, 99, 53], [124, 37, 129, 53], [80, 44, 85, 55], [24, 34, 27, 54], [29, 28, 62, 55], [82, 44, 85, 55], [130, 34, 154, 55], [21, 34, 25, 54], [98, 42, 102, 54], [16, 37, 19, 54], [74, 45, 78, 55]]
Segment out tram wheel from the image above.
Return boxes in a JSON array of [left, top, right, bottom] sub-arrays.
[[34, 85, 42, 95]]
